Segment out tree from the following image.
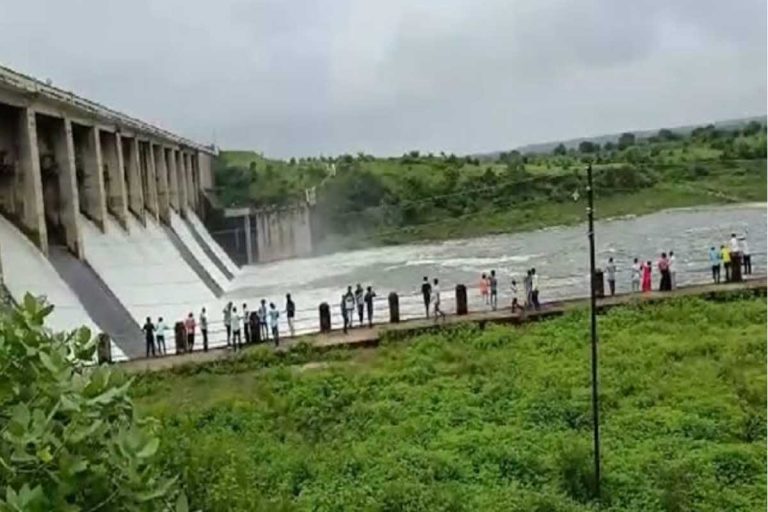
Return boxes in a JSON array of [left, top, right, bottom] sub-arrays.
[[742, 120, 764, 137], [603, 141, 616, 151], [657, 128, 679, 141], [552, 143, 567, 156], [578, 141, 597, 154], [618, 132, 636, 150], [0, 296, 180, 510]]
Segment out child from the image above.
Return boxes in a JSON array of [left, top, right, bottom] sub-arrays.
[[480, 273, 489, 305], [510, 279, 519, 312]]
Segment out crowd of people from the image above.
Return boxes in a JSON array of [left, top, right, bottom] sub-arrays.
[[479, 268, 540, 312], [340, 284, 377, 332], [220, 295, 296, 350], [598, 233, 751, 297], [139, 233, 753, 358], [709, 233, 752, 283], [140, 294, 298, 357]]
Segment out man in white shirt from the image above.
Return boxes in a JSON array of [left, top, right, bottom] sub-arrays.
[[631, 258, 641, 292], [530, 268, 540, 310], [729, 233, 740, 254], [432, 278, 446, 323], [232, 306, 242, 351], [740, 237, 751, 275]]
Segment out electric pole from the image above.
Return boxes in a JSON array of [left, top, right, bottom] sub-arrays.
[[586, 164, 601, 499]]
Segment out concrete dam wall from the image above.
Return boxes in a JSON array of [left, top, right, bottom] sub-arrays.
[[0, 65, 238, 360], [221, 203, 313, 264]]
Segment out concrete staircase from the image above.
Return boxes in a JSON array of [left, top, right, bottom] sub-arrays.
[[47, 245, 144, 358]]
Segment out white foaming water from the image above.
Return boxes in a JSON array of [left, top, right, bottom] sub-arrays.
[[170, 210, 231, 292], [225, 204, 767, 336], [0, 215, 125, 360], [80, 214, 218, 353]]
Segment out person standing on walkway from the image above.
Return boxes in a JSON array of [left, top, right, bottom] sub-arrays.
[[184, 313, 196, 351], [199, 307, 208, 352], [258, 299, 269, 341], [668, 251, 677, 289], [269, 302, 280, 347], [155, 317, 167, 355], [232, 306, 242, 350], [606, 257, 617, 296], [286, 293, 296, 337], [143, 317, 156, 358], [523, 270, 533, 309], [657, 253, 670, 291], [223, 302, 233, 347], [729, 233, 740, 256], [631, 258, 641, 292], [341, 293, 349, 334], [364, 286, 376, 327], [721, 245, 731, 282], [641, 260, 652, 292], [510, 278, 519, 312], [344, 286, 356, 329], [489, 270, 498, 311], [432, 278, 446, 323], [242, 303, 250, 344], [708, 246, 721, 283], [480, 273, 489, 305], [530, 268, 540, 310], [421, 277, 432, 318], [740, 236, 751, 275], [355, 283, 365, 326]]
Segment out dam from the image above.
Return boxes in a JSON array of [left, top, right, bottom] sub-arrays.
[[0, 65, 243, 360]]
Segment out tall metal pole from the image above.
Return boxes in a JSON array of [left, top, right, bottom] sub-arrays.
[[586, 164, 601, 498]]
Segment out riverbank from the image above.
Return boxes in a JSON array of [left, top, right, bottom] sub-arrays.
[[316, 173, 766, 251], [135, 293, 767, 511]]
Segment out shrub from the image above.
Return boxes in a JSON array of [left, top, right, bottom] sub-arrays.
[[0, 295, 181, 510]]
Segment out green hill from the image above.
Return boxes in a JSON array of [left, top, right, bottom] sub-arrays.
[[211, 120, 767, 250]]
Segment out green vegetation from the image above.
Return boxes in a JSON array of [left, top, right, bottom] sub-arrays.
[[0, 296, 184, 511], [212, 120, 766, 250], [136, 296, 766, 511]]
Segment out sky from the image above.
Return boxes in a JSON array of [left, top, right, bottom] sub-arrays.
[[0, 0, 765, 158]]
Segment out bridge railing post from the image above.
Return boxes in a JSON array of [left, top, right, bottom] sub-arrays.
[[319, 302, 331, 332], [455, 284, 468, 315], [388, 292, 399, 323]]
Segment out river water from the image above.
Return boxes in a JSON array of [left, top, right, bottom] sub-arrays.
[[225, 203, 766, 335]]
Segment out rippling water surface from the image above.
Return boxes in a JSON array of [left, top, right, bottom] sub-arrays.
[[225, 203, 766, 333]]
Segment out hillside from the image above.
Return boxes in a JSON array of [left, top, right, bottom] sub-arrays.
[[212, 119, 767, 250], [510, 115, 767, 156]]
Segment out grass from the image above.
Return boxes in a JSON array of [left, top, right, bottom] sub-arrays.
[[136, 296, 767, 511]]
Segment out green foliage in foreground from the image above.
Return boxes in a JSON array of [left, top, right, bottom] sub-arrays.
[[137, 297, 767, 511], [0, 295, 184, 511]]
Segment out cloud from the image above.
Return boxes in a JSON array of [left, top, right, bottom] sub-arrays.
[[0, 0, 764, 157]]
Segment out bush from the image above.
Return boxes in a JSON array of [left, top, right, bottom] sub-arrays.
[[0, 295, 181, 510]]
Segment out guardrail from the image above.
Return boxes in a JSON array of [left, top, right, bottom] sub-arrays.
[[107, 256, 763, 363]]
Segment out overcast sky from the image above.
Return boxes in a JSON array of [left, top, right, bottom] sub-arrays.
[[1, 0, 765, 157]]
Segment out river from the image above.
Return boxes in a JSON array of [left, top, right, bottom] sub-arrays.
[[225, 203, 766, 335]]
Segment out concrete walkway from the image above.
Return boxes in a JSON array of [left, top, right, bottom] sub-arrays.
[[119, 277, 766, 373]]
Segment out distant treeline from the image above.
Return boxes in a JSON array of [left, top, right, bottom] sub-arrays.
[[211, 121, 766, 244]]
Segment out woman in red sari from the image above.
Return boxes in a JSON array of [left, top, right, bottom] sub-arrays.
[[641, 260, 652, 292]]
